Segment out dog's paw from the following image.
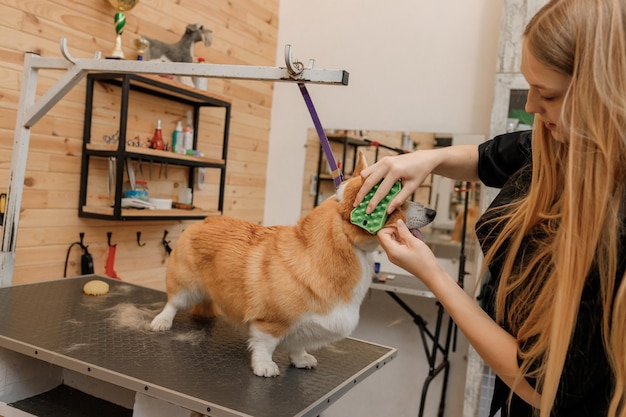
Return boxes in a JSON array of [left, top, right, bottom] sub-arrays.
[[252, 360, 280, 377], [150, 315, 172, 331], [290, 352, 318, 369]]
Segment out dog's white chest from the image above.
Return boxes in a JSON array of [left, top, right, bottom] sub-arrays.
[[284, 249, 373, 349]]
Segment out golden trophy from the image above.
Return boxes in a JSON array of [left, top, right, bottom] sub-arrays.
[[107, 0, 139, 59]]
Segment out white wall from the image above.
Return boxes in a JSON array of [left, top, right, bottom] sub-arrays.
[[264, 0, 504, 225]]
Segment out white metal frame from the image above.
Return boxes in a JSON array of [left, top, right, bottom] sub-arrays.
[[0, 39, 349, 286]]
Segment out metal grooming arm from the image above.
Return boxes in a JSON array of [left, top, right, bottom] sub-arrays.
[[0, 39, 349, 287]]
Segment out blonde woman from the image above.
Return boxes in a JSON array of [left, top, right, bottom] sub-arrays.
[[354, 0, 626, 416]]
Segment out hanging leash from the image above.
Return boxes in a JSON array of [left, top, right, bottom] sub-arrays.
[[286, 46, 403, 229], [284, 45, 344, 189], [298, 83, 344, 188], [299, 82, 401, 232]]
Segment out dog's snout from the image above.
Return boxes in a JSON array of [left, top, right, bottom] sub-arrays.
[[403, 201, 437, 229]]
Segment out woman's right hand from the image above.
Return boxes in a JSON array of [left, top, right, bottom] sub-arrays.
[[353, 145, 480, 215], [354, 150, 438, 214]]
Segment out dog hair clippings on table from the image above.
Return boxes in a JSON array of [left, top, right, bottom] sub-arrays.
[[351, 180, 402, 234]]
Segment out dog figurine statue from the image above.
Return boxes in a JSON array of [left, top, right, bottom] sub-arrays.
[[137, 23, 212, 86]]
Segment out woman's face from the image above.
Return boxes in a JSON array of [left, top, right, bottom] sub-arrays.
[[521, 41, 572, 142]]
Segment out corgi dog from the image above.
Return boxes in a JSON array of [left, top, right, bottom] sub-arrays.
[[150, 152, 436, 377]]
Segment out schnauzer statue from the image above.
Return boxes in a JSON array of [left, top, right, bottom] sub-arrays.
[[137, 23, 212, 86]]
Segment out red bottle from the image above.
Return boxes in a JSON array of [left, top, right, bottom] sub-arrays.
[[150, 119, 165, 150]]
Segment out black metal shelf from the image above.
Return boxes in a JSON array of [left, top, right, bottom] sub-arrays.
[[78, 73, 231, 221], [84, 144, 226, 169]]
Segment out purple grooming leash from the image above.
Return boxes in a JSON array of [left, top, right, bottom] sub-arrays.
[[298, 83, 344, 189]]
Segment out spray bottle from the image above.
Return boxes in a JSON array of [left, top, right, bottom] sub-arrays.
[[173, 121, 184, 154], [183, 110, 194, 152]]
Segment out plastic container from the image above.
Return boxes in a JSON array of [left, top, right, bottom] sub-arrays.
[[183, 126, 193, 152], [178, 187, 192, 205], [172, 121, 184, 154], [193, 58, 208, 90], [123, 180, 149, 201], [183, 110, 194, 152], [148, 198, 172, 210]]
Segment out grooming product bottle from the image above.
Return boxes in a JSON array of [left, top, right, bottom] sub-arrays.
[[401, 131, 412, 151], [150, 119, 164, 150], [183, 111, 194, 152], [194, 57, 208, 91], [173, 121, 184, 154], [178, 187, 193, 205]]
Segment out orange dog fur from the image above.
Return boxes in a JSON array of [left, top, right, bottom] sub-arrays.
[[151, 152, 436, 377]]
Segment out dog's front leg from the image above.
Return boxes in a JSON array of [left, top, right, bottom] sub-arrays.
[[248, 324, 281, 377]]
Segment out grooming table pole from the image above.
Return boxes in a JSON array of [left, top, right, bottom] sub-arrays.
[[0, 41, 349, 286]]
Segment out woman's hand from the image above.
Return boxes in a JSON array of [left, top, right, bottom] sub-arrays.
[[378, 222, 542, 410], [354, 152, 436, 214], [377, 219, 443, 282], [353, 145, 480, 215]]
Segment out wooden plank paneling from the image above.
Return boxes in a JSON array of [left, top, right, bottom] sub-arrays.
[[0, 0, 278, 287]]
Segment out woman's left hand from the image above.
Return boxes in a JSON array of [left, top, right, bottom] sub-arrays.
[[377, 219, 442, 282]]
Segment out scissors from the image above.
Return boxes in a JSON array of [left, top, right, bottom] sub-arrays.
[[127, 135, 142, 147], [102, 130, 119, 144]]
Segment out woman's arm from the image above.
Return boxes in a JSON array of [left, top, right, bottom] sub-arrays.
[[354, 145, 480, 215], [377, 220, 542, 409]]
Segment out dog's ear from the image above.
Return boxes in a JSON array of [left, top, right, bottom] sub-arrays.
[[352, 151, 368, 177]]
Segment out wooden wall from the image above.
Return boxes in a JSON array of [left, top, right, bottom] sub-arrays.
[[0, 0, 278, 289]]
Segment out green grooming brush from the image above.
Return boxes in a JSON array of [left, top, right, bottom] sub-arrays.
[[351, 180, 402, 234]]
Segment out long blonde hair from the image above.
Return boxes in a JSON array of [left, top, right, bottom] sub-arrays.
[[480, 0, 626, 415]]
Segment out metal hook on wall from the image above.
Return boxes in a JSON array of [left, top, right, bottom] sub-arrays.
[[136, 231, 146, 247], [162, 230, 172, 255], [107, 231, 115, 247]]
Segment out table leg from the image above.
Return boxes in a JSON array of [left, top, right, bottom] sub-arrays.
[[385, 292, 453, 417]]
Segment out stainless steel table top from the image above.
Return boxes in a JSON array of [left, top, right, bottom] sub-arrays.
[[0, 275, 396, 417]]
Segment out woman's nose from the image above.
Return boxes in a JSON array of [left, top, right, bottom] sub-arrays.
[[525, 89, 541, 115]]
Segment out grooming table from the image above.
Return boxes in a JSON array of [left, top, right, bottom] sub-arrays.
[[0, 276, 396, 417], [370, 273, 453, 417]]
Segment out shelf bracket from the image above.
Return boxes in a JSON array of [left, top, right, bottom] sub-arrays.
[[0, 38, 350, 287]]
